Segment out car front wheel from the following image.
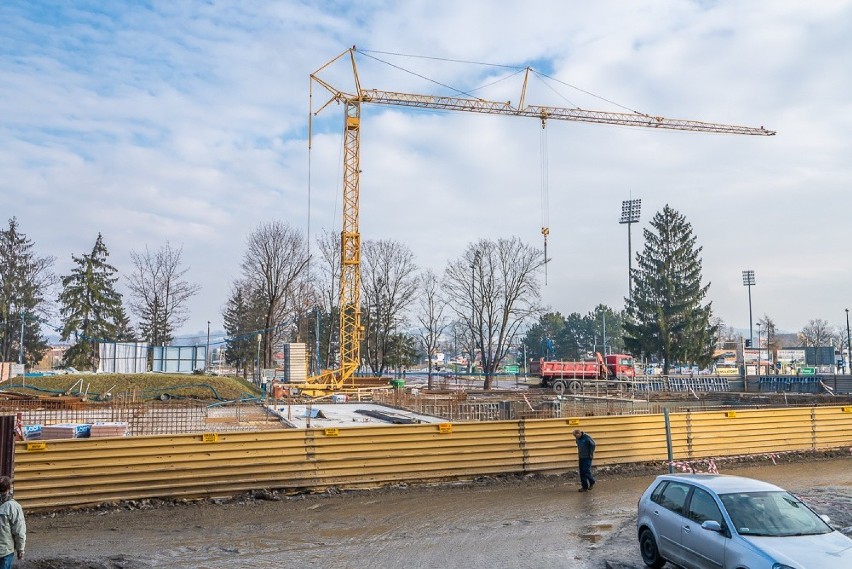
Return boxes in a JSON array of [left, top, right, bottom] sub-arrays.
[[639, 528, 665, 568]]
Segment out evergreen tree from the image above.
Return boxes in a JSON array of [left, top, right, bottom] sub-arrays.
[[58, 234, 129, 370], [589, 304, 626, 355], [0, 217, 54, 366], [222, 280, 265, 378], [521, 312, 566, 360], [563, 312, 595, 359], [623, 205, 716, 374]]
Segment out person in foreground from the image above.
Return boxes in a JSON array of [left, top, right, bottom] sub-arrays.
[[573, 429, 596, 492], [0, 476, 25, 568]]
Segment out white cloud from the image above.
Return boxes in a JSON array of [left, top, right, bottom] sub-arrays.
[[1, 0, 850, 341]]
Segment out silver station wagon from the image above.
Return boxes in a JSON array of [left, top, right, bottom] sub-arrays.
[[637, 473, 852, 569]]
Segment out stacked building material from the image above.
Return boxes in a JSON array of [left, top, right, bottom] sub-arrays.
[[41, 423, 91, 440], [23, 425, 42, 440], [90, 422, 129, 437]]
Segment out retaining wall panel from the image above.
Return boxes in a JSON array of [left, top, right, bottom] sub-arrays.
[[14, 405, 852, 512]]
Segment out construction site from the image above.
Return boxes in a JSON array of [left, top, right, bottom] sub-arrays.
[[5, 45, 852, 569], [4, 368, 852, 442]]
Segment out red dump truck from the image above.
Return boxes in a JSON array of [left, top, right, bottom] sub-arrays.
[[538, 352, 636, 394]]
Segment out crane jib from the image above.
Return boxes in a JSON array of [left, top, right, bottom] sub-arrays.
[[359, 89, 775, 136]]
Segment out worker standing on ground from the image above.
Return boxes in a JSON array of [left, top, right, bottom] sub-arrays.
[[0, 476, 25, 568], [572, 429, 596, 492]]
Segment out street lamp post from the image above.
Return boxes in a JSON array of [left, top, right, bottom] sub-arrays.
[[620, 199, 642, 302], [469, 250, 480, 376], [742, 270, 756, 346], [757, 322, 763, 376], [255, 333, 262, 385], [846, 308, 851, 375], [18, 312, 25, 365], [205, 320, 211, 373]]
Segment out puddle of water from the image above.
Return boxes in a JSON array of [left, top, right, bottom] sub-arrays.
[[576, 522, 614, 543]]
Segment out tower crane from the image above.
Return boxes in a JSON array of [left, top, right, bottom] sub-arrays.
[[306, 47, 774, 392]]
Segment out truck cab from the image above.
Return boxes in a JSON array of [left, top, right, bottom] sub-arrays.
[[604, 353, 636, 379]]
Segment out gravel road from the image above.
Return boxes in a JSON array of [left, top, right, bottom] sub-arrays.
[[19, 455, 852, 569]]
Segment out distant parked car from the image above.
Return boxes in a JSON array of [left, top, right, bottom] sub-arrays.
[[637, 473, 852, 569]]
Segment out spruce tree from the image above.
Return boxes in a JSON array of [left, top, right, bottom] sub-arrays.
[[623, 205, 716, 374], [58, 234, 129, 370], [222, 280, 265, 377], [521, 312, 567, 360], [0, 217, 54, 365]]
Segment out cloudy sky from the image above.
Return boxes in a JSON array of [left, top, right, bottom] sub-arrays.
[[2, 0, 851, 344]]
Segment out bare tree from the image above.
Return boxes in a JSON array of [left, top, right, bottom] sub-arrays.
[[361, 239, 419, 375], [415, 270, 449, 389], [447, 318, 475, 372], [127, 243, 200, 346], [316, 229, 340, 369], [444, 237, 543, 390], [757, 314, 779, 363], [799, 318, 833, 347], [240, 221, 310, 368]]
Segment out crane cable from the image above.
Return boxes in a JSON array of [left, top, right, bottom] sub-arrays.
[[540, 118, 550, 285]]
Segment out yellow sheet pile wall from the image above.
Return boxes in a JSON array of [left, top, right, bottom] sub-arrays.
[[14, 406, 852, 511]]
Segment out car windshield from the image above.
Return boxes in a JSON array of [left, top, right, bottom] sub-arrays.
[[720, 491, 833, 537]]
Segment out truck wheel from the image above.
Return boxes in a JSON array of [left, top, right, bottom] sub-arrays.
[[567, 380, 581, 394], [553, 381, 566, 396]]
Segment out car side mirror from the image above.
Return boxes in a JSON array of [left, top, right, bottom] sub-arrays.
[[701, 520, 723, 532], [820, 514, 831, 524]]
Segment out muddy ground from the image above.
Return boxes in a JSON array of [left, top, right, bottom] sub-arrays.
[[19, 453, 852, 569]]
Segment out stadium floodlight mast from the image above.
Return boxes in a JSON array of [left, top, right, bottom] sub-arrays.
[[742, 270, 756, 346], [619, 199, 642, 301]]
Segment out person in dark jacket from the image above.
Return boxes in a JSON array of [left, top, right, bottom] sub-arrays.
[[572, 429, 596, 492]]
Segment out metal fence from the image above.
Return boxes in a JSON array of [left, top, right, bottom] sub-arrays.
[[0, 400, 207, 436], [372, 391, 652, 421]]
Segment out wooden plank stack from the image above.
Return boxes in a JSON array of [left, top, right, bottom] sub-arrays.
[[90, 422, 130, 437]]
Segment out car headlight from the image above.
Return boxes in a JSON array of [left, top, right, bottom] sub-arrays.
[[772, 564, 797, 569]]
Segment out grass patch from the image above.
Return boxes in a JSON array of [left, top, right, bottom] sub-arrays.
[[2, 373, 262, 402]]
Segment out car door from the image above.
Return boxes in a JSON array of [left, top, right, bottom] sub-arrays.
[[649, 481, 692, 565], [681, 487, 728, 569]]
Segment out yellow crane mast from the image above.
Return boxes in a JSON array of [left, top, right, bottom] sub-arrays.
[[307, 47, 774, 393]]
